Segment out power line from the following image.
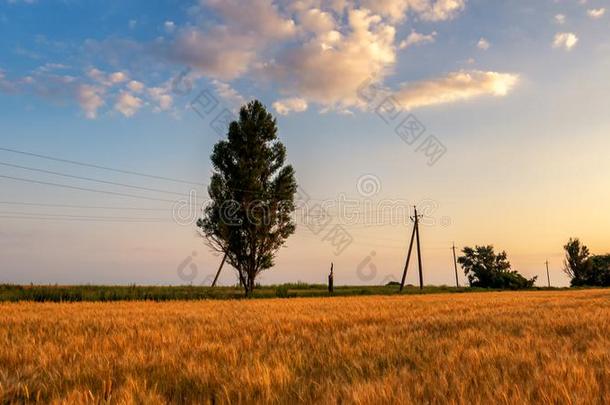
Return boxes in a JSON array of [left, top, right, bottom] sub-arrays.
[[0, 174, 177, 203], [0, 161, 191, 197], [0, 201, 170, 211], [0, 211, 170, 221], [0, 146, 307, 196], [0, 146, 205, 186], [0, 216, 173, 223], [1, 147, 437, 201]]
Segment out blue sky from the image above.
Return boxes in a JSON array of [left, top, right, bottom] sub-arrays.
[[1, 0, 609, 286]]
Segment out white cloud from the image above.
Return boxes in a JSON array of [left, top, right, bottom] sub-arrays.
[[170, 0, 296, 80], [264, 8, 396, 111], [87, 68, 106, 84], [164, 21, 175, 33], [394, 70, 519, 110], [204, 0, 296, 39], [4, 0, 523, 117], [399, 30, 437, 49], [148, 87, 172, 111], [77, 84, 104, 119], [172, 27, 257, 80], [554, 14, 566, 24], [211, 80, 246, 108], [477, 37, 490, 50], [87, 68, 129, 86], [298, 8, 335, 34], [587, 8, 605, 19], [272, 97, 308, 115], [553, 32, 578, 51], [361, 0, 466, 22], [128, 19, 137, 29], [127, 80, 144, 93], [115, 91, 143, 117], [109, 71, 128, 84], [421, 0, 466, 21], [162, 0, 481, 113]]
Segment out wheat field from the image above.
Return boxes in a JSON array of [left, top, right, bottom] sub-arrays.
[[1, 289, 609, 404]]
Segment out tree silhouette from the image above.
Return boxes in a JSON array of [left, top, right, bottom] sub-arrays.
[[563, 238, 610, 286], [458, 245, 536, 289], [563, 238, 590, 286], [197, 100, 297, 296]]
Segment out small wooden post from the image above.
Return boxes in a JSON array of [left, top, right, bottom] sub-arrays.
[[211, 253, 227, 287], [328, 262, 334, 294], [452, 243, 460, 288]]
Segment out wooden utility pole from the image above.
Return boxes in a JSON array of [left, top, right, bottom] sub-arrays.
[[399, 223, 417, 292], [211, 253, 227, 287], [545, 260, 551, 288], [414, 206, 424, 290], [328, 262, 334, 294], [452, 243, 460, 288], [399, 206, 424, 291]]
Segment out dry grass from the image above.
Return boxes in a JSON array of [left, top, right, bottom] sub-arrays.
[[1, 289, 609, 404]]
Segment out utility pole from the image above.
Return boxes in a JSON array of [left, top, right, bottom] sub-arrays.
[[452, 243, 460, 288], [545, 260, 551, 288], [399, 206, 424, 292], [211, 253, 227, 287], [414, 206, 424, 290], [399, 223, 417, 292]]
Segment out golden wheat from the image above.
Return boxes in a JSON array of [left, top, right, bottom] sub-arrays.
[[1, 289, 609, 404]]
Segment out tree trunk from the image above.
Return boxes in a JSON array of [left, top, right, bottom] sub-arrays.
[[244, 271, 255, 297]]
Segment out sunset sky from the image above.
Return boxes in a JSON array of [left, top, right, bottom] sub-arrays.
[[1, 0, 609, 287]]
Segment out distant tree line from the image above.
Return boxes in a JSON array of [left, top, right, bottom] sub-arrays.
[[563, 238, 610, 287], [456, 238, 610, 289]]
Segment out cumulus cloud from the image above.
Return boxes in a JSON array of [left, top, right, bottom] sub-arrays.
[[171, 27, 257, 80], [127, 80, 144, 93], [148, 87, 173, 112], [170, 0, 296, 80], [361, 0, 466, 22], [212, 80, 246, 108], [273, 97, 308, 115], [109, 71, 128, 84], [158, 0, 486, 113], [77, 85, 104, 119], [169, 0, 514, 114], [399, 30, 437, 49], [587, 8, 605, 19], [421, 0, 466, 21], [115, 91, 143, 117], [87, 68, 129, 86], [264, 8, 396, 111], [206, 0, 295, 39], [1, 63, 178, 119], [3, 0, 523, 117], [298, 8, 335, 34], [553, 32, 578, 51], [394, 70, 519, 110], [477, 37, 490, 50]]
